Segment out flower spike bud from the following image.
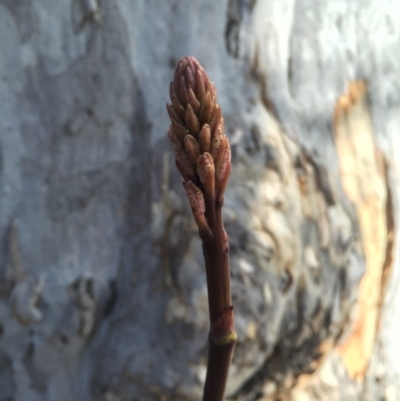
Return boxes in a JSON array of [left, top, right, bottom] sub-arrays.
[[183, 179, 213, 239], [213, 136, 228, 174], [210, 105, 222, 135], [186, 57, 197, 75], [215, 118, 224, 137], [216, 139, 231, 182], [185, 103, 200, 136], [184, 134, 200, 166], [187, 87, 201, 114], [173, 144, 195, 181], [169, 122, 188, 144], [210, 125, 224, 159], [205, 79, 217, 102], [169, 85, 186, 120], [200, 92, 213, 125], [186, 66, 195, 90], [167, 129, 182, 148], [175, 161, 190, 182], [167, 56, 231, 204], [166, 57, 235, 401], [183, 180, 205, 214], [216, 162, 231, 207], [195, 69, 206, 103], [180, 76, 188, 106], [166, 103, 183, 126], [173, 66, 182, 101], [197, 153, 215, 203], [169, 82, 178, 107], [199, 124, 211, 153]]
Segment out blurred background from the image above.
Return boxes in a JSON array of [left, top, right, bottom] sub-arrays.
[[1, 0, 400, 400]]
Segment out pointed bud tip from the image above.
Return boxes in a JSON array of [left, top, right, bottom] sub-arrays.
[[173, 56, 212, 106]]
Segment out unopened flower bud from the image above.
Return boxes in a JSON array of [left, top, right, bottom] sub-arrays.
[[186, 66, 195, 90], [173, 144, 195, 181], [166, 103, 183, 126], [195, 69, 206, 103], [210, 105, 222, 135], [210, 126, 223, 159], [197, 152, 215, 203], [184, 134, 200, 166], [167, 56, 231, 202], [185, 104, 201, 136], [169, 122, 188, 144], [216, 163, 231, 206], [213, 136, 227, 174], [187, 87, 201, 114], [183, 180, 205, 214], [216, 140, 231, 183], [183, 180, 213, 240], [182, 76, 191, 105], [200, 92, 213, 125], [199, 124, 211, 153]]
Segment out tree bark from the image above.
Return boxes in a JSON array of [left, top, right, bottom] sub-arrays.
[[0, 1, 399, 400]]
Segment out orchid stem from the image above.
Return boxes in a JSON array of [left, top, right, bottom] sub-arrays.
[[166, 56, 236, 401]]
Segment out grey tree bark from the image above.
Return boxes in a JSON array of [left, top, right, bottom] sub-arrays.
[[1, 1, 400, 400]]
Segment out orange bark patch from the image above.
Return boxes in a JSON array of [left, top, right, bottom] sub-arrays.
[[333, 81, 394, 379]]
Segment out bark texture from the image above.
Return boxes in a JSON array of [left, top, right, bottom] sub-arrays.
[[0, 1, 400, 401]]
